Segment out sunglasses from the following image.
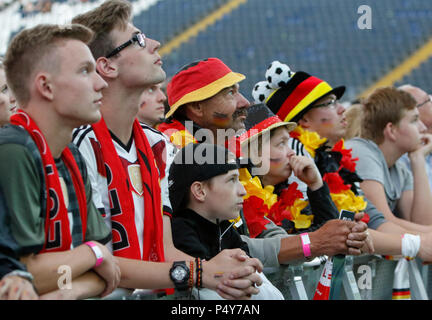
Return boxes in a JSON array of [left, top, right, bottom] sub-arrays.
[[105, 33, 146, 58]]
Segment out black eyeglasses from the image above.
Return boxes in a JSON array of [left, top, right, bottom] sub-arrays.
[[313, 98, 338, 109], [105, 33, 146, 58], [417, 95, 432, 108]]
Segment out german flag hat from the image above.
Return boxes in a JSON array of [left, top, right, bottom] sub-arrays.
[[252, 61, 345, 123], [166, 58, 245, 118], [238, 103, 296, 146]]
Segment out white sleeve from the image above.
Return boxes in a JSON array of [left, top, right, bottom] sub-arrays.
[[288, 137, 311, 196], [72, 130, 108, 217]]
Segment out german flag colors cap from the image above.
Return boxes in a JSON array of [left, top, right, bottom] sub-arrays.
[[266, 71, 345, 123], [238, 103, 296, 146], [166, 58, 245, 118]]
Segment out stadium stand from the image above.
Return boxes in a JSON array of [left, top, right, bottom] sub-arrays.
[[150, 0, 432, 102], [395, 57, 432, 91], [133, 0, 230, 45]]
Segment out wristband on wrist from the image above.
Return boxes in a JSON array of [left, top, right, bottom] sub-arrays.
[[188, 260, 194, 290], [195, 257, 203, 288], [85, 241, 104, 267], [401, 234, 421, 260], [300, 233, 311, 259]]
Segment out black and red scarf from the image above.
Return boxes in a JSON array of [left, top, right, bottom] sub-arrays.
[[10, 110, 88, 253], [92, 118, 165, 262]]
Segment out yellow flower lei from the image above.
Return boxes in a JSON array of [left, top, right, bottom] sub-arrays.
[[291, 127, 367, 214], [170, 129, 197, 149], [239, 168, 313, 230], [290, 126, 327, 158]]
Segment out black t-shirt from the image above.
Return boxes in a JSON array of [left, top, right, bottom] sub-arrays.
[[171, 208, 249, 260]]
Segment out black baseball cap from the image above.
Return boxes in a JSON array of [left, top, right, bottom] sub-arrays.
[[169, 143, 244, 213]]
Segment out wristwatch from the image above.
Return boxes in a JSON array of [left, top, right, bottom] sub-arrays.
[[169, 261, 190, 291]]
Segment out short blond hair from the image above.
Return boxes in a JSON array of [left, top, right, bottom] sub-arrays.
[[361, 86, 416, 144], [4, 24, 93, 106], [72, 0, 132, 59], [344, 103, 363, 140]]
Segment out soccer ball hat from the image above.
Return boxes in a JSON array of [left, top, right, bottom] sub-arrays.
[[252, 61, 345, 122]]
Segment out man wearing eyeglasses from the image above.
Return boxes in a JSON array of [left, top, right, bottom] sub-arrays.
[[71, 0, 263, 299], [252, 65, 432, 264], [399, 85, 432, 133], [399, 85, 432, 191], [296, 93, 347, 147]]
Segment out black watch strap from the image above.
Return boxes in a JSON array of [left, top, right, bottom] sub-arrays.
[[169, 261, 190, 291]]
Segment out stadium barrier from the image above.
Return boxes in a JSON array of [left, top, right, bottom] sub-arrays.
[[100, 255, 430, 300], [264, 255, 429, 300]]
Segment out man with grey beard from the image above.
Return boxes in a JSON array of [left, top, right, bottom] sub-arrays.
[[158, 58, 250, 151]]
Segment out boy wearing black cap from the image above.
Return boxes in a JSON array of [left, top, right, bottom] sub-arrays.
[[169, 143, 283, 299]]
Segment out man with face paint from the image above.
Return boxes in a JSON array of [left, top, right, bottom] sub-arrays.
[[158, 58, 250, 150], [253, 63, 432, 263]]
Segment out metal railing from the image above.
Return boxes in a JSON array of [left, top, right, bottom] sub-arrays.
[[264, 255, 429, 300], [100, 255, 431, 300]]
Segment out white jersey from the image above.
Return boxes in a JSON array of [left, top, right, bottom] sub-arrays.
[[287, 137, 312, 197], [72, 124, 173, 258], [140, 122, 177, 218], [139, 123, 177, 184]]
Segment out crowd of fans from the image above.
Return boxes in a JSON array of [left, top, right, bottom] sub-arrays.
[[0, 0, 431, 301]]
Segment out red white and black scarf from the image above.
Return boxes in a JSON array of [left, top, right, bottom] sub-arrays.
[[92, 118, 165, 262], [10, 110, 88, 253]]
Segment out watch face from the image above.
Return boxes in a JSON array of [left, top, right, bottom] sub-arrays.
[[172, 266, 187, 281]]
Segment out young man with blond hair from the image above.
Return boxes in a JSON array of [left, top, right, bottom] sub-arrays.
[[348, 87, 432, 227], [72, 0, 263, 298], [0, 23, 121, 299]]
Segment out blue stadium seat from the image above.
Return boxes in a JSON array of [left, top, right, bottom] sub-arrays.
[[142, 0, 432, 102]]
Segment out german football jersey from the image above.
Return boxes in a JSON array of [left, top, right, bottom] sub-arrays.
[[73, 125, 171, 258], [140, 122, 177, 217]]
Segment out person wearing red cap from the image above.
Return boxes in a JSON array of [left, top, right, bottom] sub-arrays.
[[253, 62, 432, 263], [158, 58, 250, 150], [236, 103, 372, 267], [71, 0, 263, 299]]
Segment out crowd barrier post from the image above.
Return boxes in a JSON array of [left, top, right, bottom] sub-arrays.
[[286, 264, 309, 300], [341, 255, 362, 300], [408, 259, 428, 300]]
